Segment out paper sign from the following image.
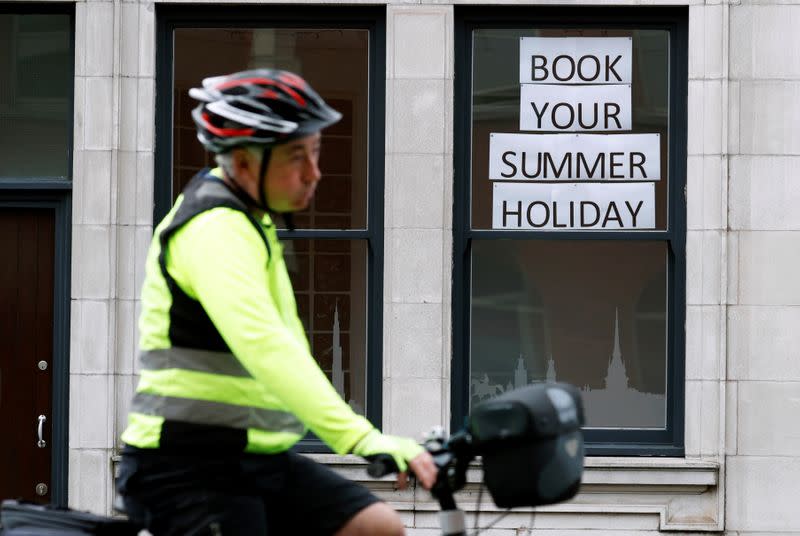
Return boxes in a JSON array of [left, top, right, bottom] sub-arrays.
[[519, 37, 632, 85], [489, 133, 660, 181], [492, 182, 655, 230], [520, 84, 631, 132]]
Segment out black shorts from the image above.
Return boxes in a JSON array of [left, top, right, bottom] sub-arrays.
[[117, 447, 380, 536]]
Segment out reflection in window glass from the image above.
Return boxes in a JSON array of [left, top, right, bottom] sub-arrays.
[[173, 28, 369, 230], [470, 240, 667, 429], [284, 239, 368, 415], [470, 29, 669, 230], [0, 14, 72, 178], [172, 26, 374, 421]]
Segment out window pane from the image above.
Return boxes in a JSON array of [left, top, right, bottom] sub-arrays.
[[470, 29, 669, 230], [173, 29, 369, 230], [283, 239, 368, 415], [470, 240, 667, 429], [0, 14, 72, 179]]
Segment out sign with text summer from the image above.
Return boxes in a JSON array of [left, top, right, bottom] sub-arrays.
[[489, 133, 661, 181], [493, 182, 655, 230]]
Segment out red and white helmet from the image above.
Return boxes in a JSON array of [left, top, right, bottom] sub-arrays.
[[189, 69, 341, 153]]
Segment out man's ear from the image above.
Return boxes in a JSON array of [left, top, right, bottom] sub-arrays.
[[229, 147, 257, 182]]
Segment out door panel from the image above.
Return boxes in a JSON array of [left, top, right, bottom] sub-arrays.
[[0, 208, 54, 503]]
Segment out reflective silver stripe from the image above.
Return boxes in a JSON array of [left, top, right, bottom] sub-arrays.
[[131, 392, 305, 435], [141, 348, 253, 378]]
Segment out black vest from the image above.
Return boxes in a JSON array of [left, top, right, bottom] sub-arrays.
[[158, 170, 272, 352]]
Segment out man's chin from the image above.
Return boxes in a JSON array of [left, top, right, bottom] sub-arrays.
[[294, 196, 313, 211]]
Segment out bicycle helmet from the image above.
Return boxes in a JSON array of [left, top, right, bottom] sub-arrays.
[[189, 69, 341, 217], [189, 68, 342, 153]]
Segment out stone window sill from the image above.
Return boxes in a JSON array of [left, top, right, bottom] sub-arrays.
[[309, 454, 722, 532]]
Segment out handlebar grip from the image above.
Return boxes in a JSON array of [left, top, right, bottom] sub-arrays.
[[366, 454, 400, 478]]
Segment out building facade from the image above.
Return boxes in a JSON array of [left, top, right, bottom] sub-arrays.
[[0, 0, 798, 533]]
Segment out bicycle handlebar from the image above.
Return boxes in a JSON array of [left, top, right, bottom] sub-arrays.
[[364, 431, 470, 517], [366, 454, 400, 478]]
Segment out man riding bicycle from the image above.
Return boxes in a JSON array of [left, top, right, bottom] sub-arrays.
[[117, 69, 437, 535]]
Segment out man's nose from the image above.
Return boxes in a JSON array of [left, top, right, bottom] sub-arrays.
[[304, 157, 321, 184]]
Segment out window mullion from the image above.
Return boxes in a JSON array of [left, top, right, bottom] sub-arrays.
[[276, 229, 371, 240]]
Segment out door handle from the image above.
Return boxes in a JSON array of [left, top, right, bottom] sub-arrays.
[[37, 415, 46, 448]]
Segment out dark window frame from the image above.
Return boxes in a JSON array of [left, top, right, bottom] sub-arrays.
[[155, 6, 386, 452], [452, 6, 688, 456], [0, 3, 74, 187], [0, 3, 73, 505]]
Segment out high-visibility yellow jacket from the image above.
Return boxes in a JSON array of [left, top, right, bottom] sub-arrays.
[[121, 168, 374, 454]]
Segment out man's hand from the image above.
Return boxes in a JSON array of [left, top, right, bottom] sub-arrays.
[[397, 450, 437, 490], [354, 430, 438, 489]]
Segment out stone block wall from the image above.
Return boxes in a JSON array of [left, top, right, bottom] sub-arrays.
[[69, 0, 154, 513], [726, 2, 800, 534], [56, 0, 800, 532]]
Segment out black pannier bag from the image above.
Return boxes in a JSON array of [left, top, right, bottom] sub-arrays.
[[469, 382, 585, 508], [0, 500, 140, 536]]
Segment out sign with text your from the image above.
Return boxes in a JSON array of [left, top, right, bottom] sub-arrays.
[[518, 37, 633, 132], [520, 84, 632, 132]]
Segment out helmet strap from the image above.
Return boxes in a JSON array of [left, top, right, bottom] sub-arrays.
[[258, 145, 296, 232], [221, 146, 273, 214], [257, 145, 272, 211], [283, 212, 296, 232]]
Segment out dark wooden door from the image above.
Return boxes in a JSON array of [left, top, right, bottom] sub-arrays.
[[0, 208, 54, 503]]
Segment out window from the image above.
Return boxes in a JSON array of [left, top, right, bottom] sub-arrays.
[[0, 10, 72, 180], [453, 8, 688, 455], [156, 7, 386, 443], [0, 4, 73, 506]]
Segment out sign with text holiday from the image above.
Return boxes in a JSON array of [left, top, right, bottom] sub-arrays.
[[493, 182, 655, 230]]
